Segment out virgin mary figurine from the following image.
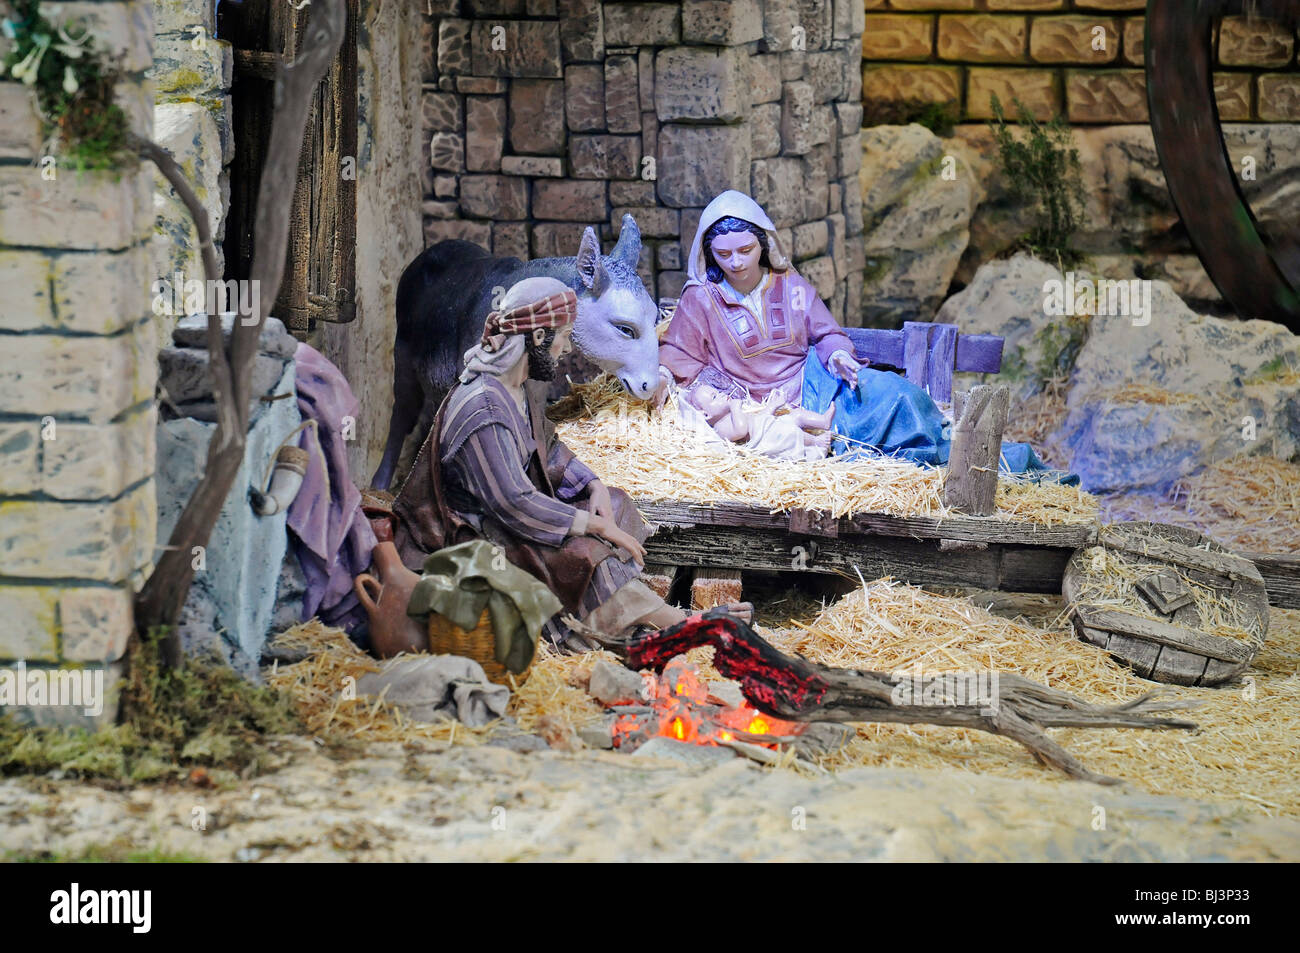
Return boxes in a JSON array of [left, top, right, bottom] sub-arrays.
[[659, 190, 1073, 481]]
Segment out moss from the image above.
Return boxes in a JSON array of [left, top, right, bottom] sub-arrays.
[[862, 255, 892, 286], [0, 627, 299, 783], [863, 98, 959, 138], [1032, 314, 1090, 383], [1244, 354, 1297, 385], [4, 840, 207, 863]]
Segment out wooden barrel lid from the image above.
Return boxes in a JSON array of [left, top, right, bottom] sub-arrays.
[[1063, 521, 1268, 687]]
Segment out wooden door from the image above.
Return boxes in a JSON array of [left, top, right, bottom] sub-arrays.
[[218, 0, 359, 336]]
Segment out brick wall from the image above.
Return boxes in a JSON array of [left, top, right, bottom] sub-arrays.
[[0, 1, 159, 727], [420, 0, 867, 325], [862, 2, 1300, 124]]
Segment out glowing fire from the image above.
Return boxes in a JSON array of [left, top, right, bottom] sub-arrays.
[[608, 656, 803, 752]]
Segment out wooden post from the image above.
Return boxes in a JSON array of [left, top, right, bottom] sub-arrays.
[[943, 385, 1009, 516]]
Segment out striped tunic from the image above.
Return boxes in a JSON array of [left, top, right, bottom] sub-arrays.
[[438, 376, 640, 630]]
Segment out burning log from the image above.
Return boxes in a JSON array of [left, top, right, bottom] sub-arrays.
[[566, 611, 1199, 785]]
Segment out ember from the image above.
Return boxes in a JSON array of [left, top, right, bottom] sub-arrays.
[[609, 656, 804, 752]]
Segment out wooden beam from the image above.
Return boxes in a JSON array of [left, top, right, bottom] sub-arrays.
[[1074, 606, 1255, 664]]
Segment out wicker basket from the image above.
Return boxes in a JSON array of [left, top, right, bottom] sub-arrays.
[[427, 609, 534, 688]]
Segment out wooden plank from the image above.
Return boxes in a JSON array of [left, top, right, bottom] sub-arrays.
[[844, 327, 905, 367], [1106, 632, 1161, 679], [926, 324, 958, 401], [637, 499, 1098, 548], [902, 321, 931, 391], [1100, 524, 1264, 585], [1149, 644, 1210, 686], [788, 507, 838, 538], [1245, 552, 1300, 610], [1074, 606, 1256, 664], [943, 384, 1008, 516], [953, 333, 1004, 374]]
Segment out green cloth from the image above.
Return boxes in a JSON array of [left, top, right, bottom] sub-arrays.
[[406, 540, 563, 675]]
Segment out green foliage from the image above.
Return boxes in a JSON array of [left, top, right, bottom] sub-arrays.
[[0, 0, 133, 173], [5, 841, 207, 863], [1033, 313, 1090, 383], [863, 97, 959, 138], [0, 627, 299, 783], [987, 94, 1086, 268]]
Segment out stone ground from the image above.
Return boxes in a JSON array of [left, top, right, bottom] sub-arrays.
[[3, 736, 1298, 862]]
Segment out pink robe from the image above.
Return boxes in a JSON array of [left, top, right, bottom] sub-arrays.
[[660, 270, 855, 404]]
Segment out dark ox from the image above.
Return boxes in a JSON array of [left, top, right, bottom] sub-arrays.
[[372, 215, 660, 490]]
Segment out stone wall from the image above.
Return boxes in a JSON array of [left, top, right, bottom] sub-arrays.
[[419, 0, 867, 324], [0, 1, 158, 726], [861, 2, 1300, 124]]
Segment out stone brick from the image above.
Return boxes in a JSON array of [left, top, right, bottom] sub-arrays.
[[467, 0, 526, 12], [420, 140, 437, 198], [0, 423, 39, 495], [149, 34, 232, 97], [559, 0, 604, 62], [501, 155, 564, 176], [937, 15, 1027, 63], [0, 165, 153, 251], [839, 134, 862, 177], [4, 249, 146, 335], [834, 0, 867, 40], [986, 0, 1063, 8], [1122, 17, 1144, 66], [835, 101, 864, 137], [797, 0, 835, 50], [534, 180, 607, 221], [155, 0, 217, 35], [682, 0, 764, 45], [807, 51, 846, 102], [0, 82, 42, 160], [460, 174, 529, 220], [41, 407, 156, 502], [438, 18, 472, 76], [431, 132, 466, 172], [605, 3, 680, 46], [655, 47, 748, 123], [570, 135, 640, 179], [1219, 16, 1295, 69], [828, 181, 842, 215], [610, 181, 656, 206], [658, 124, 752, 208], [457, 76, 509, 94], [605, 56, 641, 134], [0, 482, 155, 582], [427, 0, 461, 11], [861, 14, 934, 61], [781, 81, 816, 155], [566, 65, 606, 131], [1071, 0, 1147, 8], [750, 157, 805, 227], [844, 180, 863, 235], [801, 255, 836, 301], [1259, 74, 1300, 121], [424, 218, 492, 249], [419, 16, 437, 82], [0, 322, 155, 423], [657, 243, 682, 270], [466, 96, 507, 172], [792, 220, 830, 260], [1066, 69, 1147, 123], [422, 199, 460, 219], [889, 0, 974, 7], [861, 65, 961, 107], [679, 208, 705, 262], [510, 80, 566, 154], [471, 21, 562, 78], [1031, 16, 1119, 64], [802, 146, 832, 219], [641, 113, 659, 161], [657, 270, 688, 300], [527, 0, 557, 14], [762, 0, 799, 52], [752, 103, 783, 158], [533, 222, 601, 258], [967, 68, 1061, 120], [60, 586, 133, 663], [493, 222, 531, 260], [423, 91, 463, 134], [750, 54, 784, 105], [1210, 73, 1251, 120], [0, 587, 60, 661], [638, 48, 655, 107], [781, 51, 806, 81], [611, 207, 678, 240], [55, 0, 153, 73], [434, 175, 459, 199]]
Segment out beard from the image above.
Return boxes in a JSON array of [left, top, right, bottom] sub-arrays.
[[526, 341, 559, 381]]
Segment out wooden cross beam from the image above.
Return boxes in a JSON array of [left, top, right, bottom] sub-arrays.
[[843, 323, 1005, 403]]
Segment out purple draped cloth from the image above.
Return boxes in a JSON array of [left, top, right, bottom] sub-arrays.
[[288, 343, 377, 632]]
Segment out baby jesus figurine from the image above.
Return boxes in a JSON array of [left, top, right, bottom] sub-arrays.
[[683, 380, 835, 462]]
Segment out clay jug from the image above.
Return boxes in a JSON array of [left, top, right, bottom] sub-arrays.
[[354, 540, 429, 658]]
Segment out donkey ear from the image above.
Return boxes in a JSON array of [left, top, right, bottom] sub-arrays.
[[575, 226, 605, 293], [611, 214, 642, 268]]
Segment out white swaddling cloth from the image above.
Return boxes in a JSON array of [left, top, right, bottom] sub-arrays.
[[673, 386, 826, 463]]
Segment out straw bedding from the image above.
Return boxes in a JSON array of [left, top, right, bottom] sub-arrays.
[[553, 376, 1098, 525], [266, 580, 1299, 818]]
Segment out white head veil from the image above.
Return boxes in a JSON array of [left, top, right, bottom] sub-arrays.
[[685, 190, 790, 289]]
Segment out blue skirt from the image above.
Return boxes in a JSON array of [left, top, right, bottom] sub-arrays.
[[799, 349, 1077, 484]]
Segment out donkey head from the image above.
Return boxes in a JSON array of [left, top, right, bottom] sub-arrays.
[[570, 215, 661, 400]]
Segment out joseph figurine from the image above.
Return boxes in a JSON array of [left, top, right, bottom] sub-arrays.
[[392, 277, 742, 647]]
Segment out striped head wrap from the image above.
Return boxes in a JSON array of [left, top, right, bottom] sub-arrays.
[[480, 288, 578, 349]]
